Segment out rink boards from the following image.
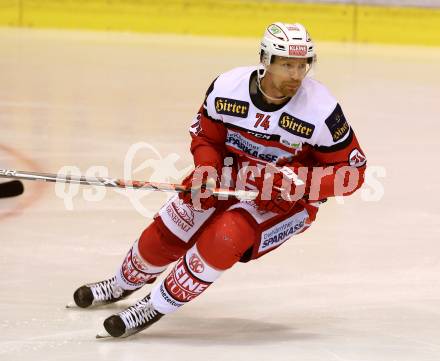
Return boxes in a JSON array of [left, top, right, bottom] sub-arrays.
[[0, 0, 440, 46]]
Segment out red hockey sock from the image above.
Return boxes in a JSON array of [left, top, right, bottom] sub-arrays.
[[150, 244, 223, 314], [150, 211, 257, 314], [115, 222, 189, 291], [115, 238, 168, 291]]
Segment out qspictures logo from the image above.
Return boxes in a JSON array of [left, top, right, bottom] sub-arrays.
[[215, 97, 249, 118], [50, 142, 386, 216], [53, 142, 193, 218]]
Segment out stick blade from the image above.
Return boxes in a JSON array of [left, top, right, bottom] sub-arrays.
[[0, 180, 24, 198]]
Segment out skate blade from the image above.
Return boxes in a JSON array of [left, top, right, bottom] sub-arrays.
[[96, 330, 112, 339]]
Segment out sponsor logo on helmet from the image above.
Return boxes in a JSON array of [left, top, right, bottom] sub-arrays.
[[325, 104, 350, 142], [287, 26, 300, 31], [279, 113, 315, 139], [268, 24, 288, 41], [269, 25, 282, 35], [215, 97, 249, 118], [289, 45, 307, 56], [349, 149, 366, 168]]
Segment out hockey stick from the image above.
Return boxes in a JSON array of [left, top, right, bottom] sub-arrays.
[[0, 169, 257, 200], [0, 180, 24, 199]]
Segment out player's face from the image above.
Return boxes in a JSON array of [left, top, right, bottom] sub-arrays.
[[267, 57, 310, 97]]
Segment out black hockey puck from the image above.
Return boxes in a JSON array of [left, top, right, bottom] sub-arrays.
[[0, 180, 24, 199]]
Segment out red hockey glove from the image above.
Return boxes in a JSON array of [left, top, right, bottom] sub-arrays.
[[179, 166, 219, 210], [254, 164, 307, 214]]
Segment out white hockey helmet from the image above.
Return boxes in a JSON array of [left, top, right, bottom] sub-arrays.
[[260, 22, 315, 68]]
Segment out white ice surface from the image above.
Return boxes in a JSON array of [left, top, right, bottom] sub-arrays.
[[0, 29, 439, 361]]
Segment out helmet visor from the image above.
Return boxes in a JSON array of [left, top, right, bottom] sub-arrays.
[[266, 57, 312, 79]]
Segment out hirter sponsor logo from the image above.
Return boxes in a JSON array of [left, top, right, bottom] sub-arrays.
[[325, 104, 350, 142], [188, 253, 204, 274], [349, 149, 366, 167], [215, 97, 249, 118], [289, 45, 307, 56], [279, 113, 315, 139], [164, 258, 211, 303], [332, 119, 349, 141]]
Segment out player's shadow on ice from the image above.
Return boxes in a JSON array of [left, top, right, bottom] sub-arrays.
[[133, 316, 321, 345]]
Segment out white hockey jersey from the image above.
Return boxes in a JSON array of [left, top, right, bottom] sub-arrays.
[[189, 66, 366, 200]]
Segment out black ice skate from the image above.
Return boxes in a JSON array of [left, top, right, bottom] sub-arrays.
[[72, 276, 135, 308], [98, 294, 163, 338]]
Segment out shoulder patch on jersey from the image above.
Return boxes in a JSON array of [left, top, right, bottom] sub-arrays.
[[189, 113, 202, 136], [215, 97, 249, 118], [278, 113, 315, 139], [349, 148, 366, 167], [325, 104, 350, 142]]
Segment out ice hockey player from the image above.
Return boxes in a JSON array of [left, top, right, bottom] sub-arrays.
[[71, 22, 367, 338]]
